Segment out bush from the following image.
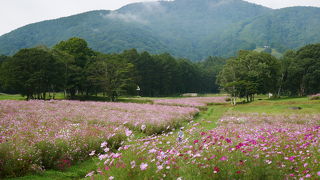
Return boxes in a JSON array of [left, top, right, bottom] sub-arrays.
[[309, 93, 320, 100], [0, 135, 126, 178]]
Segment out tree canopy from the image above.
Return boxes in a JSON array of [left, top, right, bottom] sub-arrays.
[[217, 50, 280, 104], [0, 48, 63, 99], [0, 38, 225, 100], [218, 44, 320, 104]]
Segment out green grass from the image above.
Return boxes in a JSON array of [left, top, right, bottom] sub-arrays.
[[8, 159, 99, 180], [0, 93, 66, 101], [0, 93, 25, 100], [0, 93, 227, 102], [231, 97, 320, 114], [195, 104, 230, 130]]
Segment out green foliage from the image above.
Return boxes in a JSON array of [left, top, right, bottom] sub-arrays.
[[197, 56, 226, 93], [54, 37, 94, 67], [281, 44, 320, 96], [1, 1, 318, 60], [1, 37, 319, 100], [88, 54, 136, 101], [219, 42, 320, 101], [0, 55, 9, 92], [0, 54, 8, 64], [0, 48, 64, 99], [0, 135, 126, 178], [239, 7, 320, 52], [0, 37, 224, 99], [121, 49, 224, 96], [53, 37, 96, 98], [217, 50, 280, 102]]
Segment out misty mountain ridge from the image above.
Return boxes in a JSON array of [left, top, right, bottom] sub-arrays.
[[0, 0, 319, 60]]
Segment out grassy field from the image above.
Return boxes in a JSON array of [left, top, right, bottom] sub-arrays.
[[3, 96, 320, 179], [0, 93, 25, 100], [231, 97, 320, 114], [0, 93, 66, 101]]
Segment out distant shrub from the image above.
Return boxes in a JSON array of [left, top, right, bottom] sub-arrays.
[[225, 97, 231, 102], [309, 93, 320, 100]]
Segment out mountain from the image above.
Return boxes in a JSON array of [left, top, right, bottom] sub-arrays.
[[0, 0, 319, 60], [238, 7, 320, 52]]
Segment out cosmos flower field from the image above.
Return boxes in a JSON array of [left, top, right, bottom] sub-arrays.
[[0, 100, 198, 177], [153, 97, 227, 107], [87, 103, 320, 179], [1, 97, 319, 179]]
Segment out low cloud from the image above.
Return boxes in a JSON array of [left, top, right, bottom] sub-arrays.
[[142, 1, 166, 13], [209, 0, 233, 8], [104, 12, 148, 24]]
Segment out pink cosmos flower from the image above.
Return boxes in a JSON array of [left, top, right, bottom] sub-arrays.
[[140, 163, 148, 170], [125, 129, 132, 137], [213, 166, 220, 173], [209, 155, 216, 160], [99, 154, 108, 160], [104, 147, 110, 152], [289, 156, 296, 162], [112, 153, 121, 158], [220, 156, 228, 161], [317, 171, 320, 176], [101, 142, 108, 148], [149, 149, 157, 153]]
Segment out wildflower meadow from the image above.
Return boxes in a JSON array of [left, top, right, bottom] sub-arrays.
[[153, 97, 227, 107], [0, 100, 198, 177], [1, 96, 320, 179], [86, 98, 320, 180]]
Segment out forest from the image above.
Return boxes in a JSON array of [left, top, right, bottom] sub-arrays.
[[0, 37, 319, 102], [217, 43, 320, 104], [0, 37, 225, 101]]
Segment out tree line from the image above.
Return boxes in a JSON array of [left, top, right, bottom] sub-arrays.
[[217, 43, 320, 104], [0, 37, 225, 101]]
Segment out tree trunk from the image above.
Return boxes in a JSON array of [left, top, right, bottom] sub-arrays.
[[277, 73, 285, 97]]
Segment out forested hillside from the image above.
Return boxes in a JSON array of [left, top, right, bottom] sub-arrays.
[[0, 0, 319, 60]]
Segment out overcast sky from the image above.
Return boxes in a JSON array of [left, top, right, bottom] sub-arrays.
[[1, 0, 320, 36]]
